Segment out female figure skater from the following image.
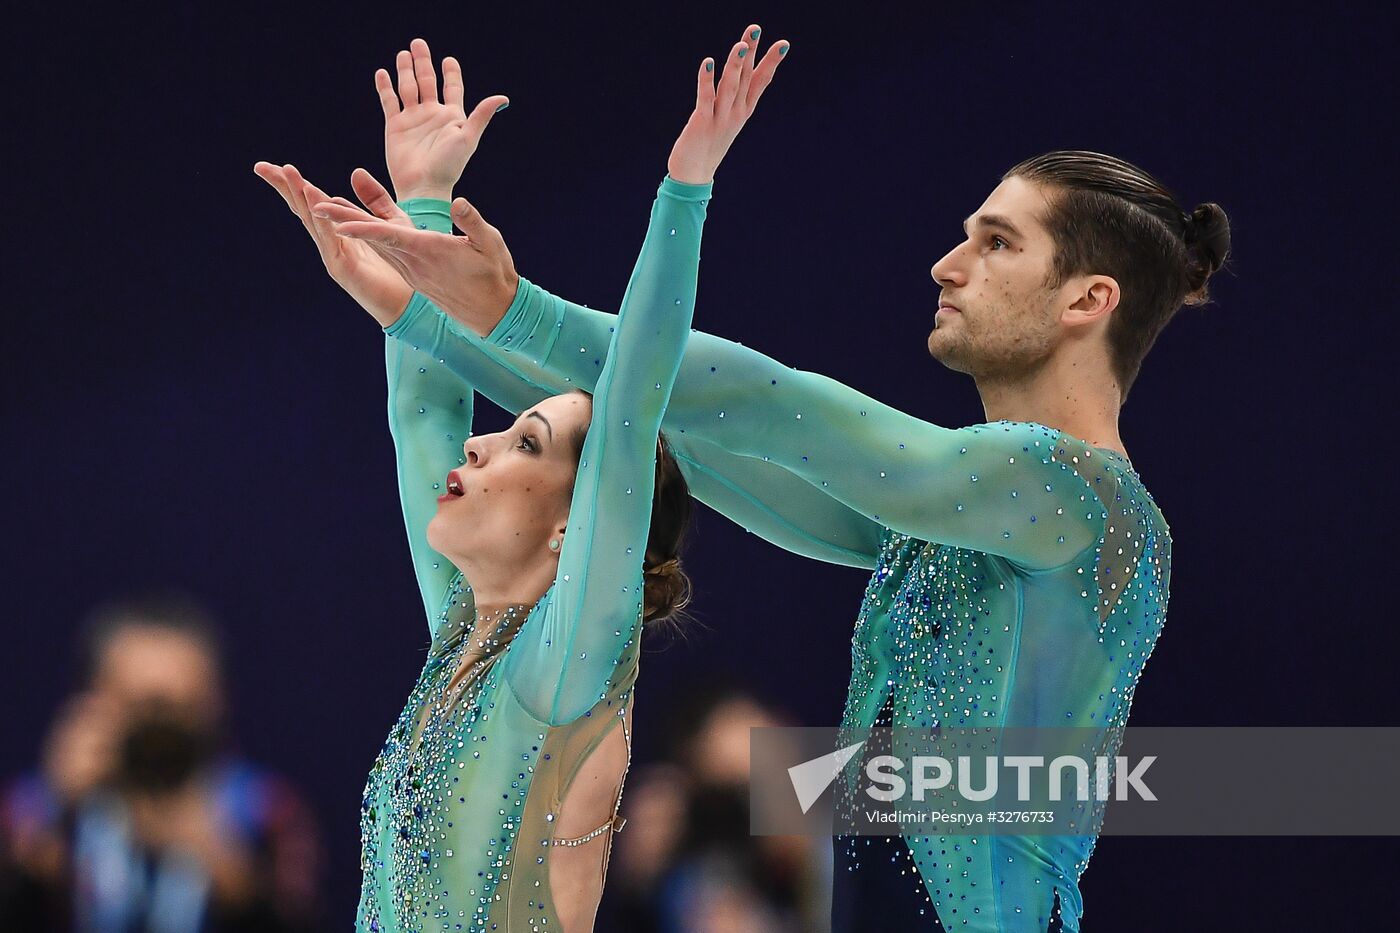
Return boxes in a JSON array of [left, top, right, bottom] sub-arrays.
[[255, 27, 788, 933]]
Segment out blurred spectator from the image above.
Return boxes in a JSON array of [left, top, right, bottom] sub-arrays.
[[0, 591, 322, 931], [608, 683, 830, 933]]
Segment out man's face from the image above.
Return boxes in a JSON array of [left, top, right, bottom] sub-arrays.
[[927, 175, 1065, 380]]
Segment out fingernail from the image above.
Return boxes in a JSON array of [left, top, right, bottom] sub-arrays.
[[705, 60, 714, 73], [495, 102, 509, 113], [737, 48, 747, 59], [750, 28, 760, 40], [779, 44, 789, 56]]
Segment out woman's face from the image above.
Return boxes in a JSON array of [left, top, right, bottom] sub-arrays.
[[427, 392, 593, 571]]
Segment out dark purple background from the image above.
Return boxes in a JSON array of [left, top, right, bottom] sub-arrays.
[[5, 2, 1396, 929]]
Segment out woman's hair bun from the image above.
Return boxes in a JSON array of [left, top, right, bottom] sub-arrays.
[[1182, 202, 1231, 304], [642, 558, 691, 624]]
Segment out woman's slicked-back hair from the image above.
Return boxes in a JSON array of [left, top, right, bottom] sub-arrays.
[[1004, 150, 1231, 398]]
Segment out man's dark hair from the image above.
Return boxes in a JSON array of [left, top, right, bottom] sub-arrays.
[[78, 589, 223, 685], [1005, 150, 1232, 398]]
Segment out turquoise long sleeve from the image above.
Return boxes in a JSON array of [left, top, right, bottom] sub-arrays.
[[483, 283, 895, 564], [448, 281, 1102, 570], [382, 324, 472, 632], [390, 234, 879, 571], [504, 175, 710, 725]]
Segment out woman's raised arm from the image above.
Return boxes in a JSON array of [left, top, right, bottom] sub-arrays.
[[489, 27, 792, 723]]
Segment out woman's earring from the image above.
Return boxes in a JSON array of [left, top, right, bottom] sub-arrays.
[[549, 539, 561, 552]]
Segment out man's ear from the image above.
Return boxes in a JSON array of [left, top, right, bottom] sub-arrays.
[[1063, 274, 1120, 328]]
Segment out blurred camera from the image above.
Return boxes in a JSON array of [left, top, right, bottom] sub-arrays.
[[114, 709, 215, 794]]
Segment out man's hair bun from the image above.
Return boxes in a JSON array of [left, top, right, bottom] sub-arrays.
[[1183, 202, 1231, 305]]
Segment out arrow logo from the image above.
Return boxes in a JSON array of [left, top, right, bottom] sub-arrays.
[[787, 741, 866, 814]]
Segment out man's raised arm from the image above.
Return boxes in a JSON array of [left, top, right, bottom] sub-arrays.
[[394, 261, 1103, 570]]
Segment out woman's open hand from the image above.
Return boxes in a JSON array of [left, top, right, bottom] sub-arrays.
[[667, 24, 789, 184], [381, 38, 509, 203]]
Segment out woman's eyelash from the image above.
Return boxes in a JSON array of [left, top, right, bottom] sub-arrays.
[[517, 432, 538, 452]]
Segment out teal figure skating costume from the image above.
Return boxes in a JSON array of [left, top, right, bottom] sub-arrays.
[[387, 221, 1169, 933], [358, 176, 711, 932]]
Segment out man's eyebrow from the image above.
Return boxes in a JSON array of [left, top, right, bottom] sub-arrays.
[[526, 410, 553, 440], [962, 213, 1026, 239]]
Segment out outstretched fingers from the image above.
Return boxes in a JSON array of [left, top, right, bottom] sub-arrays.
[[746, 38, 790, 110], [715, 40, 750, 111], [322, 195, 363, 211], [279, 164, 321, 226], [350, 167, 403, 220], [449, 197, 502, 252], [410, 38, 439, 105], [442, 56, 465, 109], [256, 163, 325, 246], [739, 24, 760, 91], [254, 162, 297, 211], [395, 49, 418, 107], [463, 94, 510, 142], [301, 182, 353, 244], [695, 55, 717, 112], [300, 180, 359, 218], [308, 199, 375, 225], [311, 190, 411, 250], [277, 164, 337, 255], [374, 68, 400, 118], [331, 218, 408, 250]]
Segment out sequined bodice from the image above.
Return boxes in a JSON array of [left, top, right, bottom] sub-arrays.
[[843, 459, 1170, 732], [357, 580, 639, 933], [358, 584, 509, 930], [845, 535, 1008, 732], [837, 458, 1170, 932]]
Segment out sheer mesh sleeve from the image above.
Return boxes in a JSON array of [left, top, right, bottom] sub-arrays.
[[499, 176, 710, 725], [389, 227, 880, 570], [667, 378, 1107, 570], [461, 281, 1102, 569], [485, 282, 890, 563], [382, 299, 473, 632]]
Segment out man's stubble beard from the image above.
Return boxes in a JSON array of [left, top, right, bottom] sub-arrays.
[[926, 299, 1059, 385]]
